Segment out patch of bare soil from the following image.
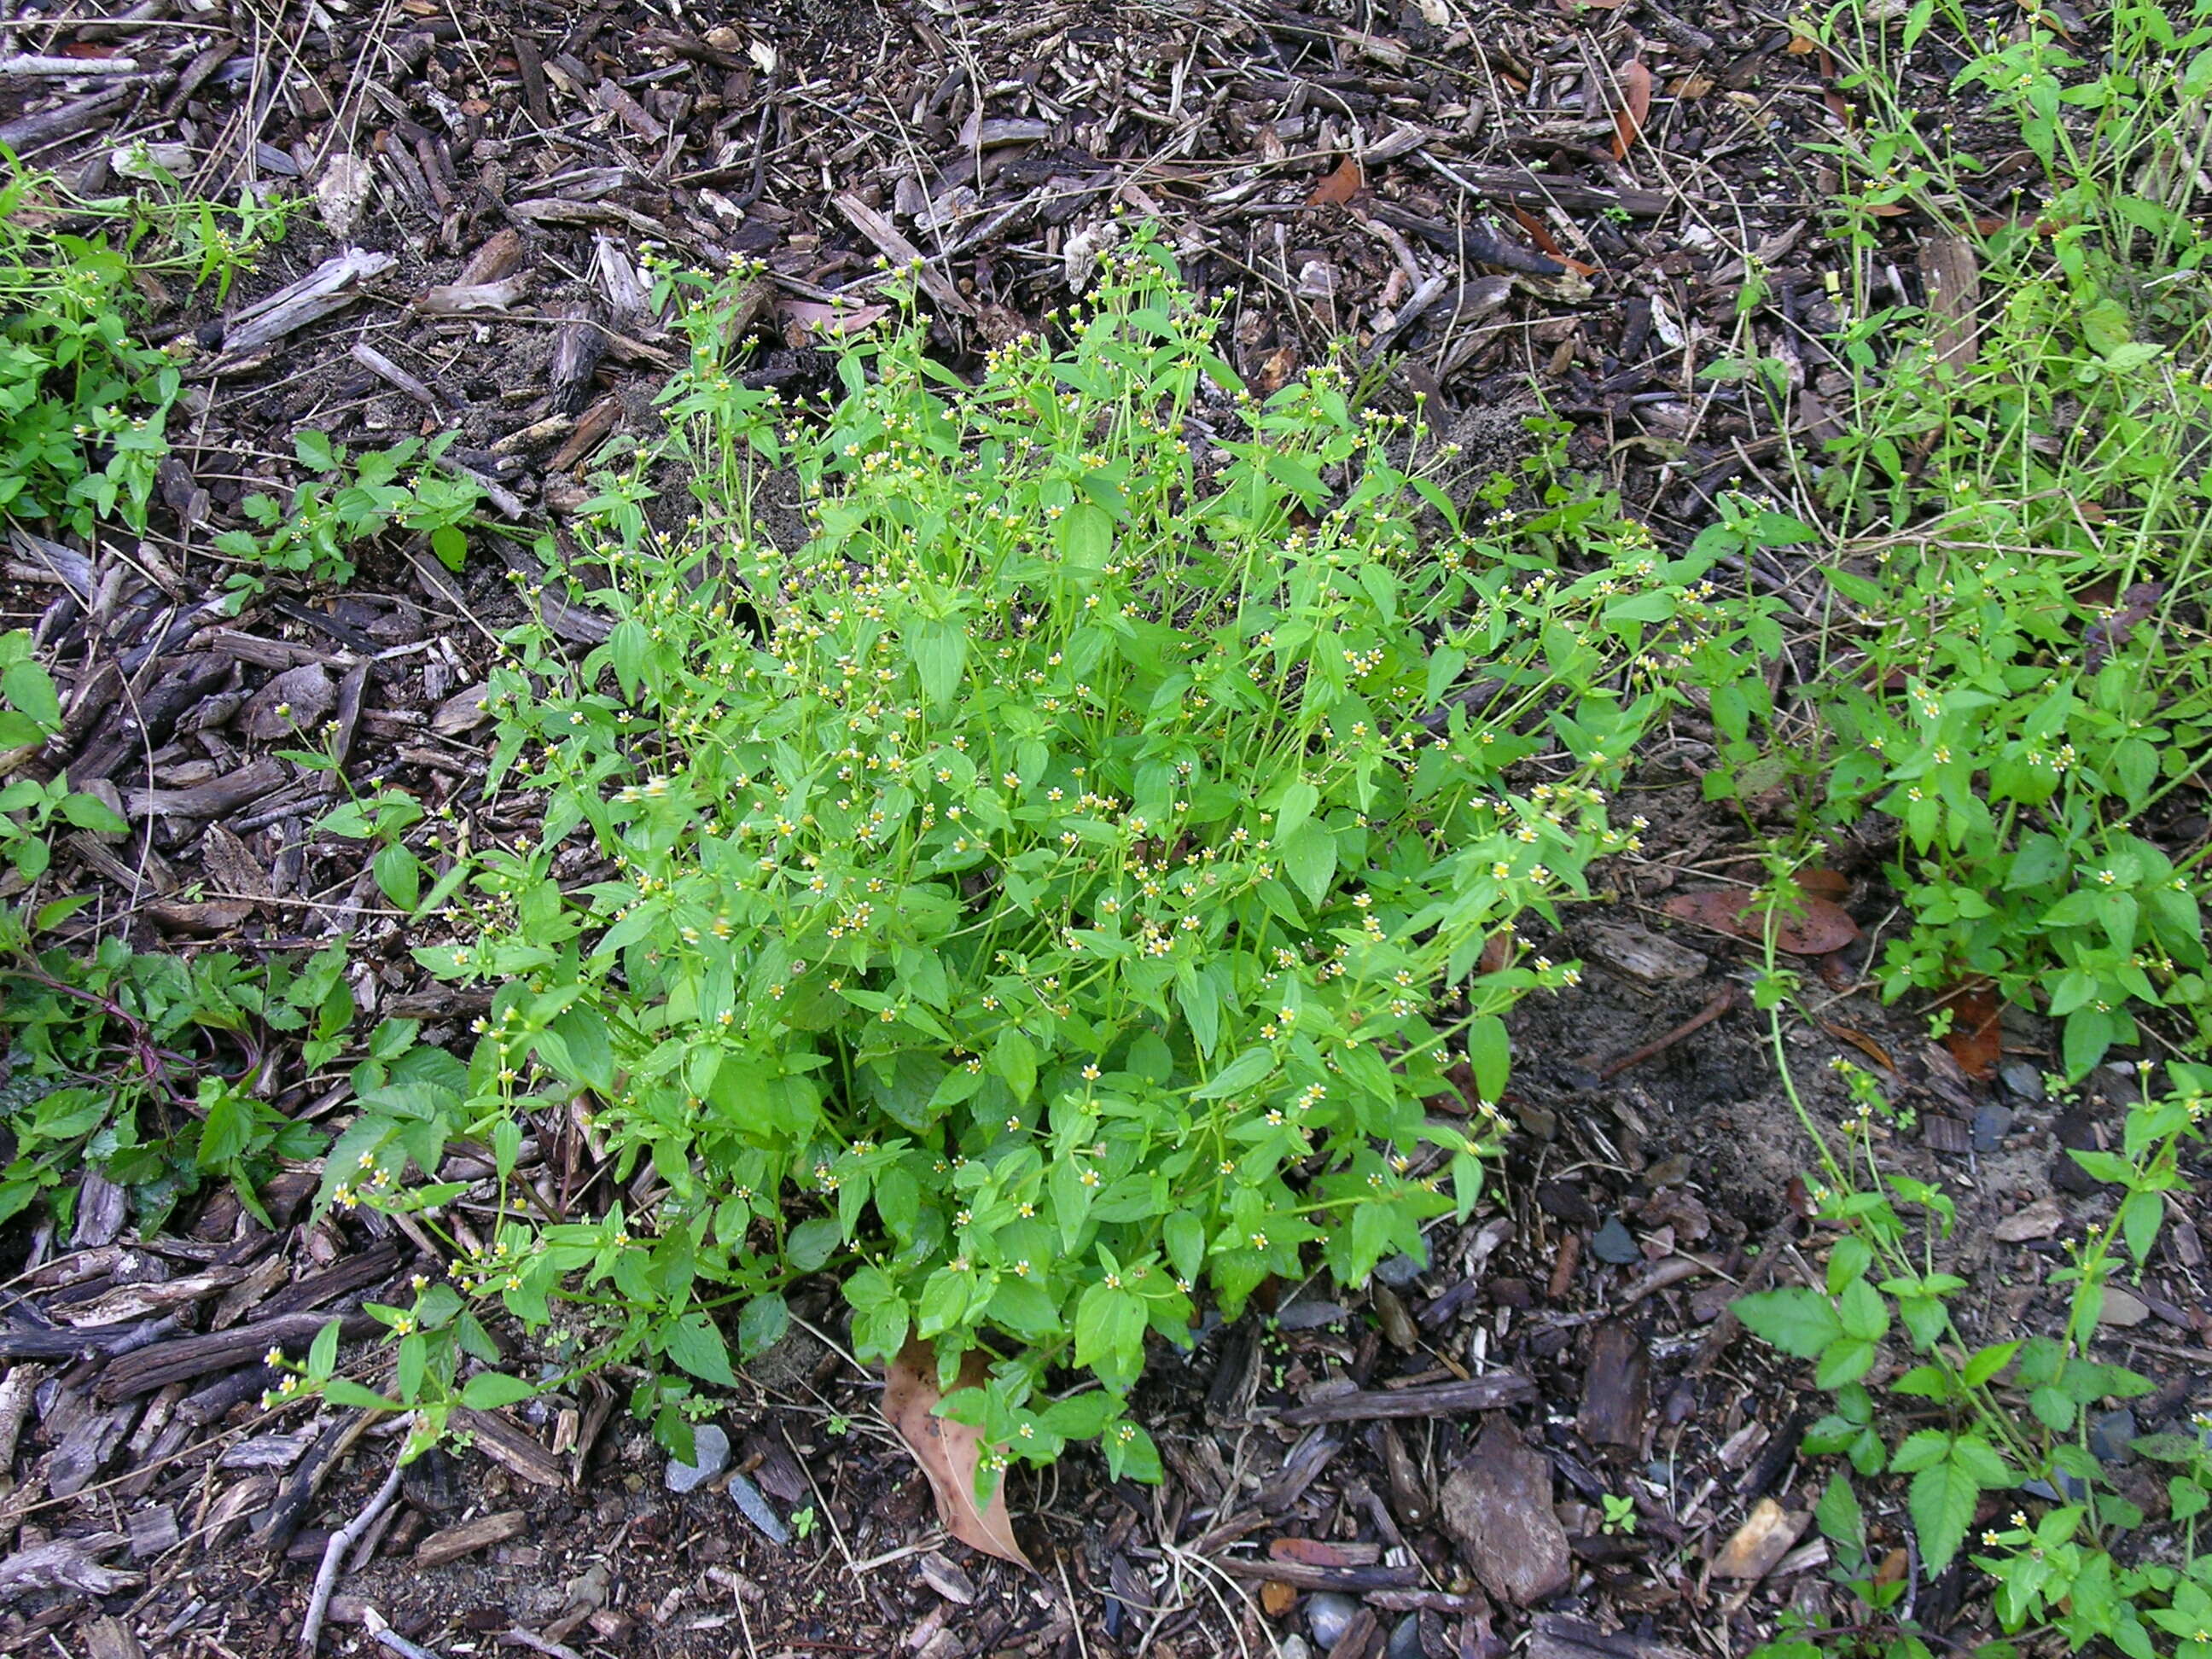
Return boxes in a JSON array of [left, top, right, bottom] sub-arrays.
[[2, 0, 2208, 1655]]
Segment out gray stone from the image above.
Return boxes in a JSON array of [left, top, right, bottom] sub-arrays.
[[729, 1469, 789, 1542], [1373, 1252, 1425, 1288], [1276, 1641, 1312, 1659], [1590, 1217, 1640, 1265], [1307, 1592, 1360, 1650], [1971, 1104, 2013, 1151], [1387, 1612, 1426, 1659], [2089, 1408, 2138, 1464], [1999, 1060, 2046, 1102], [665, 1423, 730, 1493]]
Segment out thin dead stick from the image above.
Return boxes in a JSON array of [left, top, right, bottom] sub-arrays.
[[1596, 983, 1740, 1080], [299, 1450, 407, 1654]]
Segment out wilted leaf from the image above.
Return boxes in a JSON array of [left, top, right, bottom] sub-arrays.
[[1610, 61, 1653, 160], [883, 1338, 1033, 1569], [1662, 888, 1860, 956], [1306, 156, 1363, 208], [1821, 1022, 1895, 1072], [1938, 983, 2002, 1080]]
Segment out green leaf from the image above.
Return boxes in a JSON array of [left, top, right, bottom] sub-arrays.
[[787, 1216, 841, 1272], [430, 522, 468, 571], [1465, 1015, 1509, 1103], [1274, 780, 1318, 844], [911, 620, 968, 707], [737, 1293, 789, 1359], [56, 791, 126, 833], [992, 1027, 1038, 1104], [1733, 1287, 1842, 1359], [324, 1378, 400, 1411], [1062, 502, 1112, 568], [307, 1318, 341, 1381], [3, 661, 61, 731], [1193, 1046, 1274, 1101], [460, 1371, 538, 1409], [664, 1311, 736, 1386], [1278, 821, 1336, 909]]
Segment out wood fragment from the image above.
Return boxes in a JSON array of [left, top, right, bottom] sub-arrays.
[[1274, 1371, 1534, 1425], [834, 192, 975, 315], [416, 1509, 528, 1567]]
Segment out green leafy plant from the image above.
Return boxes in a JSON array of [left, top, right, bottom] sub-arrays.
[[317, 235, 1763, 1483], [0, 923, 346, 1231], [0, 160, 283, 537], [1738, 916, 2210, 1658], [214, 428, 483, 604], [1766, 0, 2212, 1074]]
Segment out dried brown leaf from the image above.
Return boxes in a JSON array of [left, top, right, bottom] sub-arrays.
[[1306, 156, 1363, 208], [1611, 61, 1653, 160], [882, 1339, 1032, 1569], [1938, 983, 2002, 1080], [1661, 888, 1860, 957]]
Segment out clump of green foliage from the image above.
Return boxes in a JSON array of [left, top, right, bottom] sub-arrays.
[[1743, 928, 2210, 1659], [0, 160, 285, 538], [317, 236, 1775, 1474], [213, 428, 483, 607], [1699, 0, 2212, 1075]]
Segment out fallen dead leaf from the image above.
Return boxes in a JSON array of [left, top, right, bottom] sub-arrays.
[[1821, 1022, 1895, 1072], [1994, 1197, 2065, 1243], [1796, 868, 1851, 901], [1938, 983, 2002, 1080], [883, 1339, 1032, 1569], [1662, 888, 1860, 957], [1306, 156, 1363, 208], [1611, 61, 1653, 160]]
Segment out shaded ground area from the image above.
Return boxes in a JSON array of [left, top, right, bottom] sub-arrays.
[[1, 0, 2208, 1656]]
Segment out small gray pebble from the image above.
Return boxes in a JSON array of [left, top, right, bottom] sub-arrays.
[[1999, 1060, 2046, 1102], [1590, 1216, 1640, 1265], [2089, 1408, 2137, 1464], [1387, 1612, 1425, 1659], [1971, 1104, 2013, 1152], [1372, 1253, 1424, 1288], [666, 1423, 731, 1493], [728, 1469, 790, 1543], [1307, 1592, 1360, 1649], [1276, 1641, 1312, 1659]]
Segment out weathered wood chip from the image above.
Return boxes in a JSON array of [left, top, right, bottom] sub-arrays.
[[1578, 1319, 1650, 1448], [1994, 1197, 2064, 1243], [1711, 1497, 1810, 1580], [450, 1407, 567, 1489], [1439, 1417, 1569, 1608], [0, 1532, 138, 1601], [416, 1509, 527, 1567], [1274, 1372, 1534, 1425]]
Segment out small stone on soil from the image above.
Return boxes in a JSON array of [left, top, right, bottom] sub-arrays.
[[1388, 1612, 1426, 1659], [1994, 1197, 2064, 1242], [728, 1470, 790, 1544], [1372, 1252, 1424, 1288], [1971, 1105, 2012, 1151], [1999, 1059, 2046, 1101], [2098, 1287, 2151, 1328], [1306, 1592, 1359, 1648], [1711, 1497, 1810, 1580], [2089, 1409, 2138, 1464], [666, 1423, 731, 1493], [1590, 1217, 1640, 1265]]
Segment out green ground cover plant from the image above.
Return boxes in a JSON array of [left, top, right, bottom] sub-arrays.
[[0, 155, 286, 538], [1703, 0, 2212, 1076], [212, 428, 484, 607], [310, 239, 1784, 1475], [1743, 925, 2209, 1659]]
